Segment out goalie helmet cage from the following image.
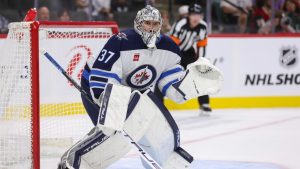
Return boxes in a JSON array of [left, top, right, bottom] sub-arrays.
[[0, 21, 118, 169]]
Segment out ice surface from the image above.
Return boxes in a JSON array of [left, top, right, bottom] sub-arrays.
[[40, 108, 300, 169]]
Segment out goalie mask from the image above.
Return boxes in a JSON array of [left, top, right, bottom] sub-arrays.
[[134, 5, 162, 48]]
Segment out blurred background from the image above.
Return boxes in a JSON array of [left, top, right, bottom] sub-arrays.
[[0, 2, 299, 168], [0, 0, 299, 34]]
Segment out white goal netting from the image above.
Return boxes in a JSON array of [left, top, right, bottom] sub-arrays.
[[0, 21, 117, 169]]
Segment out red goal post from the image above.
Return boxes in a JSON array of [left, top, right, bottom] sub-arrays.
[[0, 21, 118, 169]]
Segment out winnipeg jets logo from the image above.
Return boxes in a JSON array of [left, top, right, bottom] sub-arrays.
[[127, 65, 157, 89], [134, 69, 150, 84], [116, 32, 128, 40]]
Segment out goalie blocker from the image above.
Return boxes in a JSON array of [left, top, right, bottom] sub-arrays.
[[58, 86, 193, 169]]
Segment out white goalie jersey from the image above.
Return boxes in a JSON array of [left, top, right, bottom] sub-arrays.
[[82, 29, 187, 103], [81, 28, 222, 105]]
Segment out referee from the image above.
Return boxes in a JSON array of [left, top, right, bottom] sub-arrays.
[[169, 3, 212, 115]]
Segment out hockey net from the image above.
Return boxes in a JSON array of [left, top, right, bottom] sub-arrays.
[[0, 21, 118, 169]]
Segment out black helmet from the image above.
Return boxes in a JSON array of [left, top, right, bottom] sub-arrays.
[[188, 3, 203, 14]]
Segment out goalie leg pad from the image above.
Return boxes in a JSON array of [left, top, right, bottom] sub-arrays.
[[58, 127, 110, 169], [59, 127, 132, 169], [137, 92, 192, 168], [80, 131, 132, 169], [122, 90, 159, 141], [163, 147, 194, 169], [60, 90, 160, 169], [81, 90, 161, 169], [81, 83, 132, 129], [97, 83, 132, 131]]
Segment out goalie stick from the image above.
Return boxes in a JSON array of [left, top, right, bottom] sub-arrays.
[[42, 51, 162, 169]]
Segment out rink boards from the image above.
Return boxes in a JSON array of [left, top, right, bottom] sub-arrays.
[[0, 34, 299, 110]]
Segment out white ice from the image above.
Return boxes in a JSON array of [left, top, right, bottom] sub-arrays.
[[39, 108, 300, 169]]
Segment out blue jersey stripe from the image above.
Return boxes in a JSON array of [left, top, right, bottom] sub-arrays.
[[82, 69, 90, 80], [91, 69, 122, 83], [158, 67, 183, 82], [89, 81, 106, 88], [162, 79, 180, 96]]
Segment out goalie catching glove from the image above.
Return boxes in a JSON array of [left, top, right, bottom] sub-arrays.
[[176, 57, 223, 100]]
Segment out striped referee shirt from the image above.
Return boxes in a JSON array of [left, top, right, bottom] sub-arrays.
[[169, 17, 208, 59]]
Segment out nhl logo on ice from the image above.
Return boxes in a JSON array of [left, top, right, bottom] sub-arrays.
[[127, 65, 156, 89], [279, 46, 298, 68]]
